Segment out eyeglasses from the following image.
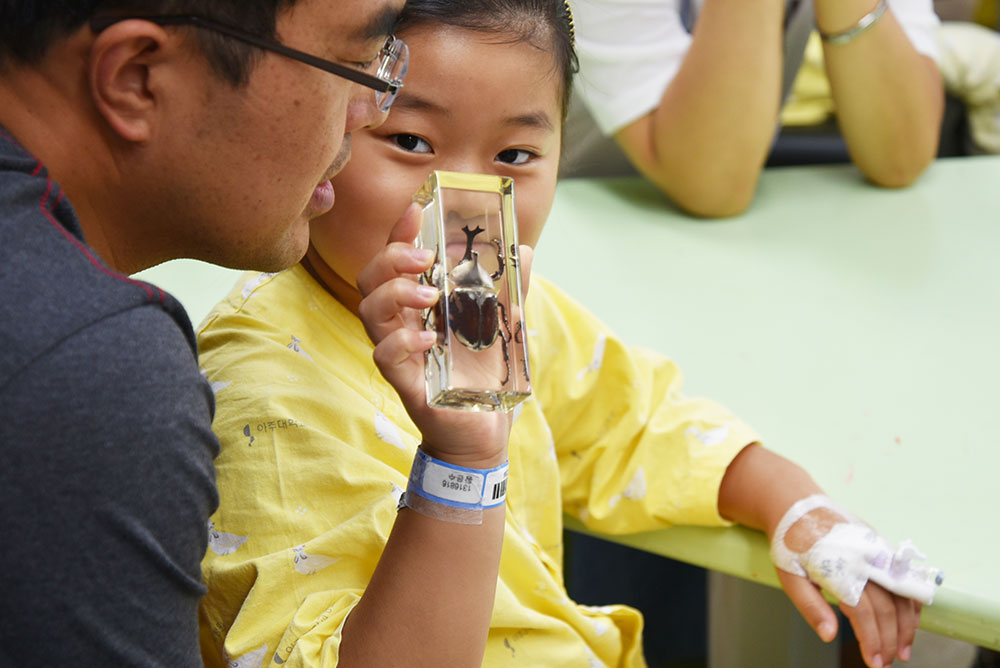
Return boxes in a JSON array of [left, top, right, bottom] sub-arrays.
[[90, 14, 408, 112]]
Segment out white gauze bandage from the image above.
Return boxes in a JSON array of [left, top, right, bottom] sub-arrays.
[[769, 494, 943, 607]]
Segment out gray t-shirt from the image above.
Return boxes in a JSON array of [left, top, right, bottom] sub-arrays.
[[0, 126, 219, 666]]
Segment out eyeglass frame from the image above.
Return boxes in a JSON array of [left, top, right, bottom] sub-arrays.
[[89, 14, 407, 112]]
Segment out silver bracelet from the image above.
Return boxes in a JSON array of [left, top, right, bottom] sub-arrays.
[[819, 0, 888, 46]]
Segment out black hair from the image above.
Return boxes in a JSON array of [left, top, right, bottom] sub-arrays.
[[0, 0, 300, 84], [395, 0, 578, 118]]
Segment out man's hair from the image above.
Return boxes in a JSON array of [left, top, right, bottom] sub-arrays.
[[396, 0, 579, 119], [0, 1, 301, 84]]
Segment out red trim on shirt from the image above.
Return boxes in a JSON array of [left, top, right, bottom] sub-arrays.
[[0, 128, 166, 304], [36, 176, 164, 303]]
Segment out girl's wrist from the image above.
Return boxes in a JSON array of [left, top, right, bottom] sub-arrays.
[[402, 448, 510, 524], [417, 443, 509, 471]]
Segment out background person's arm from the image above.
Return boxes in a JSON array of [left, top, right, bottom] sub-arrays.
[[816, 0, 944, 187], [614, 0, 787, 218]]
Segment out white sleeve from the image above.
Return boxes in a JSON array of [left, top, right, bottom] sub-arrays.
[[570, 0, 690, 135], [569, 0, 940, 138], [889, 0, 942, 63]]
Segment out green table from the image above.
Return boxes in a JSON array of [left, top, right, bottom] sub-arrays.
[[136, 156, 1000, 652], [535, 157, 1000, 652]]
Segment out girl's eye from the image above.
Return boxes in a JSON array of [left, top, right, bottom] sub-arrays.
[[497, 149, 535, 165], [393, 134, 432, 154]]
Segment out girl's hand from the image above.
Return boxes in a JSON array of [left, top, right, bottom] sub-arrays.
[[356, 203, 533, 469], [777, 557, 920, 667], [719, 447, 934, 668], [769, 499, 932, 668]]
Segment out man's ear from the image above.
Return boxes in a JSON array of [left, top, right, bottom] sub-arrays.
[[88, 21, 177, 143]]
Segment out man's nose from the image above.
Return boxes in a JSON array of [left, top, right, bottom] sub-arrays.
[[346, 91, 388, 134]]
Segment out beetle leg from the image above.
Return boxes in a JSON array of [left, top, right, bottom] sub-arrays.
[[420, 270, 431, 330], [489, 238, 505, 281], [421, 266, 441, 332], [507, 243, 530, 382], [496, 301, 513, 386], [513, 320, 530, 383], [498, 330, 511, 387]]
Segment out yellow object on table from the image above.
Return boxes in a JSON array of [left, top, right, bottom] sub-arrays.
[[974, 0, 998, 28], [780, 32, 834, 127]]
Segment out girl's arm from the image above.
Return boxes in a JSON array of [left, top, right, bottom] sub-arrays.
[[338, 205, 514, 668], [614, 0, 787, 218], [338, 498, 506, 668], [815, 0, 943, 187], [718, 443, 920, 668]]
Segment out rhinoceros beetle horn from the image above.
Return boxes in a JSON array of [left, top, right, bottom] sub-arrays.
[[447, 226, 505, 351]]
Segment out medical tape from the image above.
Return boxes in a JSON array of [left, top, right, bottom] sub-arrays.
[[400, 448, 508, 525], [770, 494, 943, 607]]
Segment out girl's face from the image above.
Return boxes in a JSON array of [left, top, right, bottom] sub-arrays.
[[308, 22, 563, 296]]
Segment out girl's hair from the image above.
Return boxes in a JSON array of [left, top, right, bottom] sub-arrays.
[[396, 0, 579, 118]]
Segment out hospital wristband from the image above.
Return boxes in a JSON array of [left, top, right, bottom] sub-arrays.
[[819, 0, 888, 45], [401, 448, 508, 524]]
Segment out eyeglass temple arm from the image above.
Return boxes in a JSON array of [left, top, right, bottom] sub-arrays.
[[89, 14, 398, 94]]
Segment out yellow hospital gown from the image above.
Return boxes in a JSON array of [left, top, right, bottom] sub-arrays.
[[197, 264, 759, 668]]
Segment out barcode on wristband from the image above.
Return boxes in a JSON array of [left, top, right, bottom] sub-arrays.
[[483, 468, 508, 507]]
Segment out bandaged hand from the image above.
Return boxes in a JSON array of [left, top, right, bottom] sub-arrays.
[[767, 494, 944, 666], [770, 494, 943, 608]]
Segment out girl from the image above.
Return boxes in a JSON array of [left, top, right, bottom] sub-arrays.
[[198, 2, 928, 667]]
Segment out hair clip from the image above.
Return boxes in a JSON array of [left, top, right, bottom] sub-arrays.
[[564, 0, 576, 46]]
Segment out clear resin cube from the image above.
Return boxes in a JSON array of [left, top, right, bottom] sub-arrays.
[[414, 171, 531, 412]]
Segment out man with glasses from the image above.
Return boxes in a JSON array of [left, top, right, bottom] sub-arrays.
[[0, 1, 406, 665]]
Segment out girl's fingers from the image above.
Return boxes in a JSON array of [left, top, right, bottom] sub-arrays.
[[358, 202, 432, 297], [357, 243, 434, 299], [358, 276, 438, 344], [371, 327, 437, 387], [518, 244, 533, 297], [894, 594, 918, 662], [866, 585, 899, 666], [776, 569, 839, 643], [385, 202, 423, 244], [841, 594, 884, 668]]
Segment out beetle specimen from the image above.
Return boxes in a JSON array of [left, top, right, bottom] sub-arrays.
[[448, 225, 505, 351], [423, 224, 517, 386]]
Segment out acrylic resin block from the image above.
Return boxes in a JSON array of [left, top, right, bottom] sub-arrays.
[[414, 171, 531, 412]]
